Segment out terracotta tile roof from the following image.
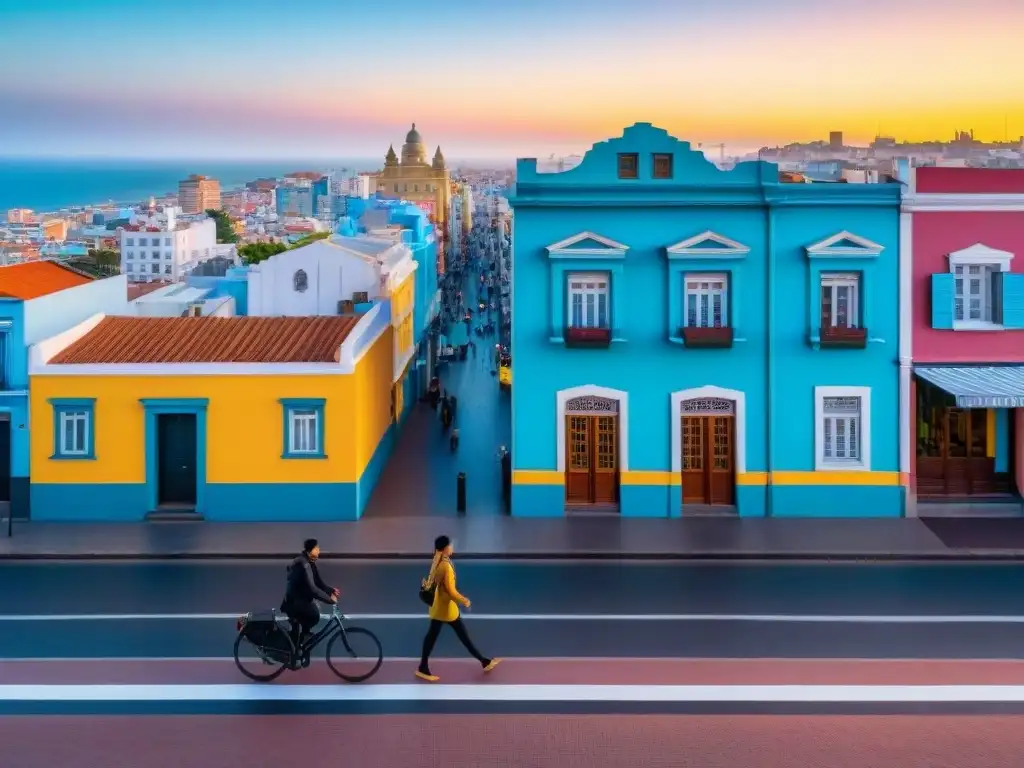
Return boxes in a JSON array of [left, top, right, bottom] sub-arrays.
[[0, 261, 95, 300], [126, 281, 171, 301], [50, 315, 362, 365]]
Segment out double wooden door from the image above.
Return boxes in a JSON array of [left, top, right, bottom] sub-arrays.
[[565, 403, 619, 506], [681, 400, 735, 506], [917, 407, 1005, 497]]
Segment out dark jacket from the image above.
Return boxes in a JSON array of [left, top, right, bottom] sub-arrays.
[[283, 554, 334, 607]]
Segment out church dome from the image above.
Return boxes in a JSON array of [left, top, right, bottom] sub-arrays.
[[401, 122, 427, 166]]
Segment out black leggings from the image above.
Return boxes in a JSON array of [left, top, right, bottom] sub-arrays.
[[419, 617, 489, 672]]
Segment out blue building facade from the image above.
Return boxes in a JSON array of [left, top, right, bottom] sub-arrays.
[[508, 123, 903, 518]]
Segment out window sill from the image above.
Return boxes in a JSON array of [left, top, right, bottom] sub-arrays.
[[669, 335, 747, 345], [809, 333, 885, 349], [50, 453, 95, 461], [951, 321, 1006, 331], [281, 453, 328, 460], [815, 462, 869, 472], [564, 327, 612, 348]]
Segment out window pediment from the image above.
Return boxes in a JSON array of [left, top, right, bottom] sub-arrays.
[[948, 243, 1013, 269], [666, 230, 750, 259], [806, 231, 883, 258], [546, 231, 628, 259]]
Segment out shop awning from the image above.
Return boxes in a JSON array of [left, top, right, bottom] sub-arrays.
[[915, 365, 1024, 408]]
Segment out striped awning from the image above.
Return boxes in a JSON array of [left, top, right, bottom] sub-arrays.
[[915, 365, 1024, 408]]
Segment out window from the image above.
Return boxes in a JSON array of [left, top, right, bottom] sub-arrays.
[[126, 264, 134, 273], [150, 263, 159, 273], [125, 251, 133, 259], [293, 269, 308, 292], [821, 273, 860, 328], [280, 398, 326, 459], [953, 263, 997, 323], [653, 153, 673, 179], [138, 238, 147, 246], [164, 265, 172, 275], [164, 237, 171, 246], [567, 273, 609, 329], [617, 153, 639, 179], [165, 252, 172, 260], [683, 273, 728, 328], [125, 238, 134, 246], [49, 398, 95, 460], [814, 386, 871, 471], [152, 251, 160, 259]]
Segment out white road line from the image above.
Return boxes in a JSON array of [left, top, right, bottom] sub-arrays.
[[2, 613, 1024, 623], [4, 683, 1024, 702]]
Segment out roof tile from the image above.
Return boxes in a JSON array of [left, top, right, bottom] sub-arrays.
[[50, 315, 362, 365], [0, 261, 95, 300]]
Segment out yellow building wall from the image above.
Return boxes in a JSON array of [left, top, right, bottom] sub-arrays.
[[31, 326, 397, 486], [390, 273, 414, 326]]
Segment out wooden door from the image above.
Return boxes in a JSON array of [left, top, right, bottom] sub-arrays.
[[564, 396, 620, 506], [680, 398, 736, 506]]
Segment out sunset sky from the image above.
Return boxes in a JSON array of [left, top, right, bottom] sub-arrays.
[[3, 0, 1023, 160]]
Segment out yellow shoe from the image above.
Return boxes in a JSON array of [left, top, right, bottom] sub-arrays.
[[483, 658, 502, 673], [415, 670, 440, 682]]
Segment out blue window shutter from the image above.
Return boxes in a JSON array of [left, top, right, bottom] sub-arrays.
[[1001, 273, 1024, 329], [931, 273, 954, 329]]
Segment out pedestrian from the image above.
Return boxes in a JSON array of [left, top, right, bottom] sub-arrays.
[[416, 535, 500, 682]]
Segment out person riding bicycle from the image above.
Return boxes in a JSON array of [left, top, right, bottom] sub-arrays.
[[281, 538, 338, 650]]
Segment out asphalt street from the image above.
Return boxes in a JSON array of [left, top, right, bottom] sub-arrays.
[[5, 561, 1024, 659]]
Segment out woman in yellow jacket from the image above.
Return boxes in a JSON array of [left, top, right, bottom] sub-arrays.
[[416, 535, 501, 682]]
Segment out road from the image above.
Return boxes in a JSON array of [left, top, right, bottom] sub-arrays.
[[5, 559, 1024, 766]]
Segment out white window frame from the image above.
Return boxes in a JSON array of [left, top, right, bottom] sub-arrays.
[[814, 386, 871, 471], [682, 272, 728, 328], [820, 273, 860, 328], [566, 272, 610, 329], [288, 408, 319, 454], [949, 246, 1013, 330], [59, 411, 90, 456]]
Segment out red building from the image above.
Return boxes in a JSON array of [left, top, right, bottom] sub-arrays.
[[904, 168, 1024, 509]]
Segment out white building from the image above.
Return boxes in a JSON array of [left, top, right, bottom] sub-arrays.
[[130, 283, 235, 317], [247, 235, 417, 382], [119, 208, 218, 283]]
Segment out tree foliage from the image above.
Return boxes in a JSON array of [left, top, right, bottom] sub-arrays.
[[290, 231, 330, 249], [238, 241, 288, 265], [205, 208, 239, 244]]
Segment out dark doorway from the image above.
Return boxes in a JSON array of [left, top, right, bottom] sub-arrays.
[[157, 413, 197, 506], [0, 417, 11, 505]]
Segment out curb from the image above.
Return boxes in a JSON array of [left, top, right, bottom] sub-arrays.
[[0, 551, 1020, 562]]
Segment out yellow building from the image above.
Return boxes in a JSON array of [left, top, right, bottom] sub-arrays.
[[374, 124, 451, 230], [28, 312, 396, 521]]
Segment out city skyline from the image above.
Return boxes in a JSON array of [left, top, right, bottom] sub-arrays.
[[2, 0, 1024, 159]]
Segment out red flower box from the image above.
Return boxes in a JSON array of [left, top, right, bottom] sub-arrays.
[[565, 326, 612, 348], [820, 326, 867, 348], [680, 326, 733, 348]]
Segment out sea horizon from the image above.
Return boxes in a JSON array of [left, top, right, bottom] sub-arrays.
[[0, 155, 515, 215]]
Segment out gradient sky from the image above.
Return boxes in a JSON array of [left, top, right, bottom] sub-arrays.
[[2, 0, 1023, 160]]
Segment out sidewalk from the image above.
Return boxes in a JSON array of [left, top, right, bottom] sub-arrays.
[[3, 515, 1024, 561]]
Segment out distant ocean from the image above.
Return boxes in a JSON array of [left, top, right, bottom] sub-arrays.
[[0, 157, 381, 217]]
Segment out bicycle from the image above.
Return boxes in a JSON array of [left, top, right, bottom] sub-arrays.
[[233, 603, 383, 683]]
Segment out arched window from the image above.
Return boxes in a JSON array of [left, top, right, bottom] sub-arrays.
[[293, 269, 308, 293]]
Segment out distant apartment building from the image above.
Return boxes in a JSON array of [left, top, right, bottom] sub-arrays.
[[178, 175, 222, 214], [829, 131, 844, 151], [276, 175, 330, 219], [5, 209, 35, 224], [119, 208, 217, 283]]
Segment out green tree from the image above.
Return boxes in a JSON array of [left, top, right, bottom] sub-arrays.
[[239, 241, 288, 265], [88, 248, 120, 268], [290, 231, 331, 249], [205, 208, 239, 244]]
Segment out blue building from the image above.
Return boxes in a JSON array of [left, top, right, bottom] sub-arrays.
[[338, 197, 440, 395], [0, 264, 129, 519], [508, 123, 903, 518]]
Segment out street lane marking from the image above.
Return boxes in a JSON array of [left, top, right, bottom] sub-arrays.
[[4, 613, 1024, 623], [6, 683, 1024, 702]]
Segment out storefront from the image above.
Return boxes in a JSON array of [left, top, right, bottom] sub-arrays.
[[914, 366, 1021, 500]]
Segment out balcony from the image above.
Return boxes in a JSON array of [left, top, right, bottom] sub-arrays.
[[819, 325, 867, 349], [565, 326, 612, 348], [680, 326, 733, 349]]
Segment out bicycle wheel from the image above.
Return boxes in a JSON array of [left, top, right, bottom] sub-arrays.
[[233, 631, 288, 682], [326, 626, 383, 683]]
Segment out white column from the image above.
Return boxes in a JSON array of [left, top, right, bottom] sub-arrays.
[[898, 205, 915, 516]]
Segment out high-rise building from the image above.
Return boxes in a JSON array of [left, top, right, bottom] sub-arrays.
[[829, 131, 844, 151], [178, 175, 222, 214]]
